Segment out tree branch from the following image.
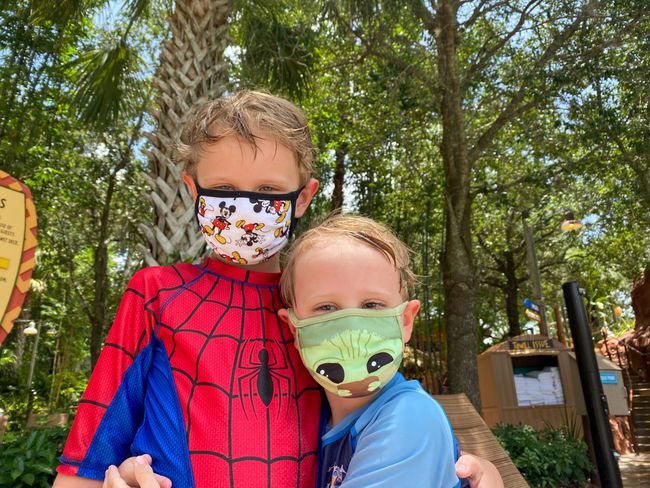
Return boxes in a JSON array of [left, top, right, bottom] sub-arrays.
[[460, 0, 509, 29], [467, 0, 602, 164], [463, 0, 542, 86]]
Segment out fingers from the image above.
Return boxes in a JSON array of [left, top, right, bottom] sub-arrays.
[[130, 455, 172, 488], [117, 456, 140, 485], [115, 454, 171, 488], [132, 456, 163, 488], [455, 453, 504, 488], [103, 465, 130, 488]]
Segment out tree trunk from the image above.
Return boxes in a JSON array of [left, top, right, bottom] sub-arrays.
[[140, 0, 233, 266], [435, 0, 480, 409], [330, 147, 346, 211], [90, 170, 116, 369], [504, 253, 522, 338]]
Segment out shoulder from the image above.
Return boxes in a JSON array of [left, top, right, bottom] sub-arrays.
[[127, 263, 201, 295], [345, 380, 459, 487], [368, 381, 452, 434]]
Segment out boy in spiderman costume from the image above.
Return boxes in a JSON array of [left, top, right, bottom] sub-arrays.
[[54, 91, 502, 488]]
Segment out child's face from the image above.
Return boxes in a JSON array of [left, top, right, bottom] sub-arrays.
[[182, 134, 318, 219], [291, 238, 408, 319], [279, 238, 420, 398], [181, 134, 319, 269]]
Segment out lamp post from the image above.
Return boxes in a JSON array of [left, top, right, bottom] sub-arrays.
[[25, 319, 42, 403], [521, 209, 583, 338], [522, 210, 548, 336]]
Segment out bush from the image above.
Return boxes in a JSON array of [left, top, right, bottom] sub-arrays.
[[0, 427, 69, 487], [493, 423, 593, 488]]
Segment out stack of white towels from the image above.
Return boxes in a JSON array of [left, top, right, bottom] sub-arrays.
[[514, 366, 565, 406]]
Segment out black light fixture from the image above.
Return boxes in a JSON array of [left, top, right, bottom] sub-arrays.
[[560, 210, 583, 232]]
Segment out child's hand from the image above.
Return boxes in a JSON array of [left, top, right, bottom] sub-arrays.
[[103, 455, 172, 488], [455, 453, 504, 488]]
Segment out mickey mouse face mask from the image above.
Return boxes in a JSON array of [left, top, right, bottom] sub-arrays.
[[195, 184, 303, 264], [287, 303, 407, 398]]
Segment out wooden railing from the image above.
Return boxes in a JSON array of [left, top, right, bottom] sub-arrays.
[[621, 340, 650, 381], [602, 337, 646, 454]]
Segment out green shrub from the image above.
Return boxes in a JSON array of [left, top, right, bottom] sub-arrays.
[[0, 427, 68, 487], [493, 423, 593, 488]]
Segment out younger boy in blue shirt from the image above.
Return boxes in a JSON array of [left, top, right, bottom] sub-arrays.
[[278, 214, 461, 487]]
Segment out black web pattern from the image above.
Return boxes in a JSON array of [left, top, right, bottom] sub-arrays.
[[143, 264, 320, 488]]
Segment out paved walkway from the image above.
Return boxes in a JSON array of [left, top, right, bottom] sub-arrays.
[[619, 453, 650, 487]]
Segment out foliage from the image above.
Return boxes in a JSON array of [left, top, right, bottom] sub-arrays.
[[0, 427, 69, 487], [1, 0, 649, 437], [493, 423, 592, 488]]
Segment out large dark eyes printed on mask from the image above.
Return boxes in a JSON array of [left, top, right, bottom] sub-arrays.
[[367, 352, 393, 373], [316, 363, 345, 384]]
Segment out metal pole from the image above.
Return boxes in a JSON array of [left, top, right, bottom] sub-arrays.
[[522, 211, 548, 336], [562, 281, 622, 488], [25, 320, 42, 402]]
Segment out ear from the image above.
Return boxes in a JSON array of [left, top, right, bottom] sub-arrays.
[[401, 300, 420, 343], [182, 173, 198, 200], [277, 308, 291, 330], [278, 308, 299, 349], [294, 178, 319, 219]]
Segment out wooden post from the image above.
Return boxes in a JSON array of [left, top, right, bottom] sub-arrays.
[[554, 304, 566, 345]]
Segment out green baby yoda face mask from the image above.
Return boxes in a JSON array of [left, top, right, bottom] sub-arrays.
[[287, 303, 407, 398]]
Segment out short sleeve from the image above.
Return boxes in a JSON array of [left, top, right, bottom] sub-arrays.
[[57, 269, 155, 478], [341, 392, 459, 488]]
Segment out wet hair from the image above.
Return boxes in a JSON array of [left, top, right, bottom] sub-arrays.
[[175, 90, 315, 184], [281, 213, 416, 306]]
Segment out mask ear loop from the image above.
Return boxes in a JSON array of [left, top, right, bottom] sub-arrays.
[[193, 180, 204, 232], [287, 186, 306, 237]]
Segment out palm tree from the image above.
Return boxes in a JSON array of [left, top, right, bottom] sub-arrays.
[[137, 0, 233, 266]]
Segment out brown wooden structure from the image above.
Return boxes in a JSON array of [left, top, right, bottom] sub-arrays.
[[477, 334, 579, 431], [434, 393, 529, 487]]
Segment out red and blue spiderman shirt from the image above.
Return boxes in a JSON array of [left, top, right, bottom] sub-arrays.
[[56, 257, 322, 488]]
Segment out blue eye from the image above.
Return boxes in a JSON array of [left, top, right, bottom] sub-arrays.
[[362, 301, 384, 309], [258, 186, 278, 192], [317, 304, 336, 312]]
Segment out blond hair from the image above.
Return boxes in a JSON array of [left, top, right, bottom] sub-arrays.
[[281, 214, 417, 306], [175, 90, 315, 183]]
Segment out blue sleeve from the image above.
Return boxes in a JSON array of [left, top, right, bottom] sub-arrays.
[[341, 393, 460, 488]]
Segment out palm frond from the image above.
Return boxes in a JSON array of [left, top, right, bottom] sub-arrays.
[[68, 38, 143, 129], [122, 0, 152, 26], [239, 7, 318, 99], [30, 0, 99, 27]]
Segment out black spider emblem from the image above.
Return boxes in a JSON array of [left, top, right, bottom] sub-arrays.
[[237, 340, 291, 419]]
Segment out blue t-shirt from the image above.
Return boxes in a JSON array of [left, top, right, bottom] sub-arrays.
[[316, 373, 461, 488]]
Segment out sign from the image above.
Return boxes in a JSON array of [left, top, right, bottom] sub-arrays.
[[600, 372, 618, 385], [525, 308, 542, 323], [508, 338, 554, 351], [523, 298, 540, 313], [0, 171, 37, 346]]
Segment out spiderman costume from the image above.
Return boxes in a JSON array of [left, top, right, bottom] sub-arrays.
[[57, 257, 322, 488]]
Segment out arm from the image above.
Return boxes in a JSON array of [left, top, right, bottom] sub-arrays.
[[52, 474, 103, 487], [341, 394, 458, 487], [56, 270, 154, 480]]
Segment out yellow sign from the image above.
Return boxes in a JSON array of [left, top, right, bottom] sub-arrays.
[[0, 186, 26, 322], [508, 338, 553, 351], [0, 171, 37, 346]]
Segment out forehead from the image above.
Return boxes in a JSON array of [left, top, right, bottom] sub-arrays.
[[194, 134, 302, 190], [295, 237, 398, 277]]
